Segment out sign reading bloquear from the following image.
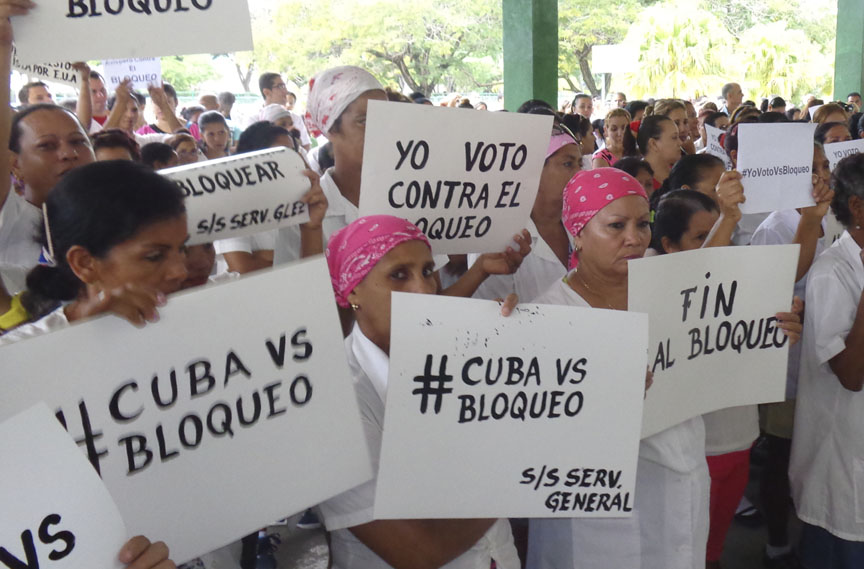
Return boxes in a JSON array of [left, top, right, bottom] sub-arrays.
[[359, 101, 552, 254], [0, 258, 373, 564], [375, 294, 648, 519], [628, 245, 798, 438], [11, 0, 253, 65], [1, 404, 127, 569], [161, 147, 310, 246]]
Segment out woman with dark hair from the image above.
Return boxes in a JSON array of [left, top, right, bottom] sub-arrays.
[[788, 152, 864, 569], [92, 128, 141, 162], [235, 121, 294, 155], [653, 99, 694, 154], [637, 115, 681, 192], [167, 132, 200, 166], [651, 189, 719, 253], [654, 154, 726, 204], [140, 142, 178, 170], [625, 100, 649, 123], [613, 157, 654, 195], [814, 121, 852, 145], [197, 110, 231, 160]]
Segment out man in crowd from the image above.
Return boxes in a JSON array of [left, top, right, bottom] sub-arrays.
[[848, 92, 862, 111], [720, 82, 743, 115], [572, 93, 593, 119], [258, 72, 310, 151], [17, 81, 52, 106], [613, 92, 627, 108]]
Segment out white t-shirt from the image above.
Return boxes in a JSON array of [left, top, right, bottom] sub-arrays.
[[528, 275, 709, 569], [319, 326, 519, 569], [790, 230, 864, 541], [751, 209, 829, 398], [0, 191, 42, 294], [213, 230, 277, 275], [469, 218, 567, 302]]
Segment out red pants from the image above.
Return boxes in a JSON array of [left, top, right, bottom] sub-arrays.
[[705, 449, 751, 561]]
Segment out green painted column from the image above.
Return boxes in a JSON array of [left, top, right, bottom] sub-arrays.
[[502, 0, 558, 111], [833, 0, 864, 100]]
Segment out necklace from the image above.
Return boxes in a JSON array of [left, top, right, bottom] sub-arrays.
[[573, 270, 616, 310]]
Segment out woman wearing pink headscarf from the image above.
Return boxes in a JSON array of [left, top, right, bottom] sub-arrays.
[[274, 65, 531, 299], [319, 214, 520, 569], [472, 125, 581, 302], [526, 169, 711, 569]]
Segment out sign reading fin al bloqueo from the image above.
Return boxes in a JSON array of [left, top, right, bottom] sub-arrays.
[[359, 101, 552, 254], [0, 258, 373, 564], [628, 245, 798, 438], [11, 1, 253, 64], [375, 293, 648, 519], [0, 404, 127, 569], [161, 147, 311, 246]]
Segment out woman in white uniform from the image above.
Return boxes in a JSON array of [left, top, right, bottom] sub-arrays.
[[790, 152, 864, 568], [320, 214, 523, 569]]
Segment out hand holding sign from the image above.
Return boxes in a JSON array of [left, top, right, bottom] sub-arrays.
[[104, 58, 162, 91]]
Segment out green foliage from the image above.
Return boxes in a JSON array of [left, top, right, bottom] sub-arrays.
[[160, 55, 219, 92]]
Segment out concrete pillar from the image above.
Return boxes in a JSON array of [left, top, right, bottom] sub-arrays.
[[502, 0, 558, 111]]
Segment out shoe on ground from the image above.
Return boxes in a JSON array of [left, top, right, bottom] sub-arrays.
[[296, 509, 322, 530]]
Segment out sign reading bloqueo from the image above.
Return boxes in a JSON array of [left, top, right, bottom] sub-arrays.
[[359, 101, 552, 254], [0, 258, 372, 564], [374, 293, 648, 519], [629, 245, 798, 438]]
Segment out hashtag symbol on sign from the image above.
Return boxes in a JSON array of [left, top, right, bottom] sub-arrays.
[[412, 355, 454, 414]]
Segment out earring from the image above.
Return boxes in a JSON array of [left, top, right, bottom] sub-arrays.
[[350, 303, 360, 311]]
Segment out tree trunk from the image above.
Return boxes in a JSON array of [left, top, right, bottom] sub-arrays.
[[235, 62, 254, 93], [577, 54, 600, 98]]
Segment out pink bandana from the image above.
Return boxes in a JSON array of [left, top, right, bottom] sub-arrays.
[[326, 215, 431, 308], [562, 168, 648, 269], [305, 66, 384, 137], [547, 132, 578, 160]]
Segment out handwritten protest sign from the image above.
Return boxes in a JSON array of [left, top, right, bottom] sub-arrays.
[[704, 124, 733, 170], [737, 123, 817, 214], [375, 293, 648, 519], [0, 258, 372, 563], [628, 245, 798, 438], [359, 101, 552, 254], [11, 1, 253, 64], [103, 58, 162, 91], [161, 147, 310, 246], [11, 47, 80, 88], [1, 404, 126, 569], [824, 139, 864, 171]]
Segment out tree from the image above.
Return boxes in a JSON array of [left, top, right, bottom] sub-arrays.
[[248, 0, 502, 95], [557, 0, 656, 98], [160, 55, 219, 92], [622, 1, 732, 98]]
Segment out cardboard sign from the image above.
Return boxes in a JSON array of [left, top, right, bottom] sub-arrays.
[[359, 101, 552, 254], [824, 139, 864, 171], [0, 404, 126, 569], [628, 245, 798, 438], [375, 293, 648, 519], [161, 147, 310, 246], [11, 46, 80, 88], [11, 1, 253, 64], [0, 258, 373, 563], [736, 123, 817, 214], [704, 124, 733, 170], [103, 58, 162, 91]]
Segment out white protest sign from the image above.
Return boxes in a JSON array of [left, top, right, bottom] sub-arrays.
[[0, 404, 126, 569], [103, 58, 162, 91], [737, 123, 817, 214], [162, 147, 310, 246], [824, 139, 864, 171], [375, 293, 648, 519], [628, 245, 798, 438], [704, 124, 733, 170], [11, 1, 253, 64], [11, 46, 80, 88], [0, 258, 372, 564], [359, 101, 552, 254]]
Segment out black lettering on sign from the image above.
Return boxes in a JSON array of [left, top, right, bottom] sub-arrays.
[[67, 0, 213, 18], [394, 140, 430, 170], [0, 515, 76, 569]]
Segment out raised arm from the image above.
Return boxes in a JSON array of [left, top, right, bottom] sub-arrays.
[[441, 230, 531, 297], [104, 78, 133, 130], [149, 85, 183, 133], [793, 175, 834, 281], [703, 170, 744, 248], [73, 62, 92, 130], [0, 0, 25, 212]]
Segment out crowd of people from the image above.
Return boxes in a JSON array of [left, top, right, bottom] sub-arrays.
[[3, 1, 864, 568]]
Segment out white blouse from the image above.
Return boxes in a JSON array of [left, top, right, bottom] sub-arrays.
[[790, 230, 864, 540], [319, 326, 520, 569]]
